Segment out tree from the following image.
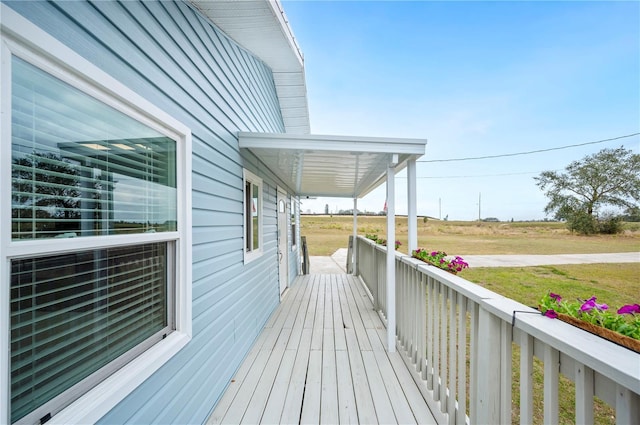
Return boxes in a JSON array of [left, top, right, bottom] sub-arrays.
[[534, 146, 640, 234]]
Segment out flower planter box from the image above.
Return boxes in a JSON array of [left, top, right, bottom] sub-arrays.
[[557, 312, 640, 354]]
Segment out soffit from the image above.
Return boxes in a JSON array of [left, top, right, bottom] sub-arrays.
[[189, 0, 310, 134], [239, 132, 427, 197]]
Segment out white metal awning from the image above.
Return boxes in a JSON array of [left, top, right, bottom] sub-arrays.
[[238, 132, 427, 198]]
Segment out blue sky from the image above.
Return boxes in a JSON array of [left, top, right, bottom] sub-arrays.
[[282, 0, 640, 220]]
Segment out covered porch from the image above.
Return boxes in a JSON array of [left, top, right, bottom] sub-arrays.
[[228, 131, 639, 424]]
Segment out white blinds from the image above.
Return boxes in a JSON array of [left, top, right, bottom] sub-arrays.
[[10, 243, 168, 422]]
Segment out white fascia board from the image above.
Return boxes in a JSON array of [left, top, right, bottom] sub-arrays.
[[266, 0, 304, 67], [238, 132, 427, 156]]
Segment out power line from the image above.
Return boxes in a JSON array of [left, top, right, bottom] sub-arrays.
[[417, 132, 639, 163], [396, 170, 552, 180]]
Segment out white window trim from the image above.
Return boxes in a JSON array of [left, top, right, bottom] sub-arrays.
[[243, 169, 263, 264], [0, 5, 192, 424]]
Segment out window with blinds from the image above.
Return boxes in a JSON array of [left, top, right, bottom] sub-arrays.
[[8, 55, 178, 424]]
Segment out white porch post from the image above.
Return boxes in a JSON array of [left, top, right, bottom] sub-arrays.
[[386, 156, 397, 353], [352, 198, 358, 275], [407, 158, 417, 254]]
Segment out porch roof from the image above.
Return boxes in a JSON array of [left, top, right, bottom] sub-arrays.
[[238, 132, 427, 198]]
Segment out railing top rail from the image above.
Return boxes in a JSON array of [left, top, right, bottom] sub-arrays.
[[482, 296, 640, 394], [399, 253, 504, 303]]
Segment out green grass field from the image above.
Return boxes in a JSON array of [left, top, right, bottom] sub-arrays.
[[301, 215, 640, 256], [302, 215, 639, 424]]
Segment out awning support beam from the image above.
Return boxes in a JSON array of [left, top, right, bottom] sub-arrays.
[[386, 155, 397, 353], [407, 159, 417, 254], [352, 198, 358, 275]]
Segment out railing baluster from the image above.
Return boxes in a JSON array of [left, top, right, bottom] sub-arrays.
[[440, 282, 448, 407], [419, 272, 427, 380], [575, 362, 594, 425], [433, 280, 441, 400], [448, 287, 457, 424], [426, 275, 434, 388], [456, 294, 467, 425], [411, 264, 418, 364], [500, 321, 512, 424], [469, 302, 478, 422], [519, 333, 534, 425], [543, 344, 559, 425], [476, 307, 501, 424], [615, 384, 640, 425]]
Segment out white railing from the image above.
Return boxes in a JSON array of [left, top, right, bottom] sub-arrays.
[[355, 236, 640, 425]]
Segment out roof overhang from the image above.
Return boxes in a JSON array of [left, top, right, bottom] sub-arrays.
[[239, 132, 427, 198], [189, 0, 310, 134]]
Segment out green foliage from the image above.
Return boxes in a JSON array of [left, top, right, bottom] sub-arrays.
[[412, 249, 469, 273], [539, 292, 640, 339], [566, 210, 598, 234], [597, 213, 624, 234], [566, 211, 624, 235], [534, 146, 640, 234], [365, 233, 378, 241]]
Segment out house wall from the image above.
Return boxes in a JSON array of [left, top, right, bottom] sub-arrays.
[[3, 0, 299, 423]]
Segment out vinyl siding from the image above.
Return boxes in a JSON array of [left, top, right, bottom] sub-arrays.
[[4, 0, 296, 423]]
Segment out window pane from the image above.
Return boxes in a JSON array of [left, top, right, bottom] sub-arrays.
[[252, 183, 259, 250], [245, 181, 252, 251], [10, 243, 168, 422], [11, 57, 177, 240]]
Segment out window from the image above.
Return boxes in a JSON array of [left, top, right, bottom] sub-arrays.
[[2, 8, 191, 424], [243, 169, 262, 262], [291, 198, 297, 249]]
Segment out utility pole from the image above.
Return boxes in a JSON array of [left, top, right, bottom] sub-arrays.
[[478, 192, 481, 221]]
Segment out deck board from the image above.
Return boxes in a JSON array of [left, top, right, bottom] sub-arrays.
[[207, 274, 437, 425]]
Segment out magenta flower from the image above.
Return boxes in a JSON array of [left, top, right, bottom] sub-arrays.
[[617, 304, 640, 315], [543, 309, 558, 319], [549, 293, 562, 302], [580, 299, 595, 312], [580, 297, 608, 312], [431, 251, 438, 256]]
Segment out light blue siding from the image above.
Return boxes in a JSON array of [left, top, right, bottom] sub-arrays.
[[4, 0, 295, 423]]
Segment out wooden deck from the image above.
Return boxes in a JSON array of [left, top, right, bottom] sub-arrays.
[[207, 274, 437, 425]]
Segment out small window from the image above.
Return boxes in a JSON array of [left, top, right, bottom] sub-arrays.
[[291, 198, 297, 249], [243, 169, 262, 262]]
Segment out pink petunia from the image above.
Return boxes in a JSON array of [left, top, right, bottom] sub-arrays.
[[549, 293, 562, 302], [617, 304, 640, 315]]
